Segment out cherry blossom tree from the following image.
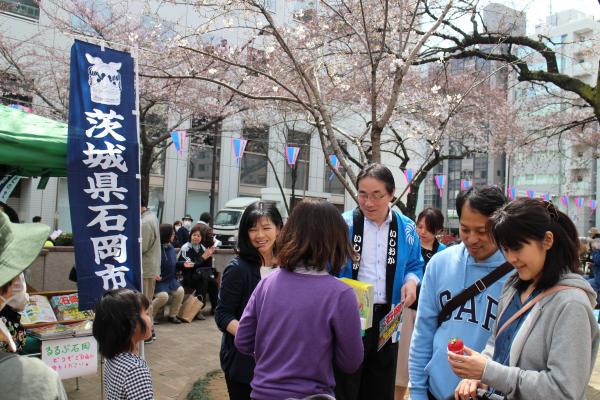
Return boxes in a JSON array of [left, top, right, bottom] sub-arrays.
[[148, 0, 522, 217], [416, 0, 600, 147], [0, 0, 251, 204]]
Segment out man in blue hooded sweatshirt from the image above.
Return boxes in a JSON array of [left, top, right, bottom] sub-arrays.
[[408, 186, 510, 400]]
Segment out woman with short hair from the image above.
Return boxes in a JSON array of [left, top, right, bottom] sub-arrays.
[[235, 199, 364, 400], [177, 224, 217, 319]]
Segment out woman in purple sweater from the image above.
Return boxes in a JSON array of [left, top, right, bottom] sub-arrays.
[[235, 199, 364, 400]]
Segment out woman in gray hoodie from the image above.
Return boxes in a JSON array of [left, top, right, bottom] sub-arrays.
[[448, 198, 599, 400]]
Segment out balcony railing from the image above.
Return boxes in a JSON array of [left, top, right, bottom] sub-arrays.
[[0, 0, 40, 21]]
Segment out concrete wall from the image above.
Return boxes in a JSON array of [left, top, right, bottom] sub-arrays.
[[26, 247, 237, 292], [27, 247, 77, 292]]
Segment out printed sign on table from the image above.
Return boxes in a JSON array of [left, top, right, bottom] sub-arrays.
[[42, 336, 98, 380], [67, 40, 141, 310]]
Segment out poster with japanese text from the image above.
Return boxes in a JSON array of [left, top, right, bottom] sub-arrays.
[[67, 40, 141, 310], [42, 336, 98, 380]]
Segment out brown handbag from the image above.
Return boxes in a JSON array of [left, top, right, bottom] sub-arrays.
[[177, 295, 204, 323]]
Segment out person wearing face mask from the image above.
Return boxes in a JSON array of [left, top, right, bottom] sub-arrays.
[[171, 220, 183, 247], [176, 215, 193, 249], [0, 210, 68, 399], [0, 272, 28, 353]]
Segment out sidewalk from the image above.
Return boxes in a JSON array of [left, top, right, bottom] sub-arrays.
[[63, 314, 222, 400], [61, 312, 600, 400]]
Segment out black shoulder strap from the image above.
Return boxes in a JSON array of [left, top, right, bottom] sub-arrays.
[[437, 262, 513, 327], [0, 351, 18, 365]]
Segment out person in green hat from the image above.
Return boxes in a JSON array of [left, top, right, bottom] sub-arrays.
[[0, 210, 68, 399]]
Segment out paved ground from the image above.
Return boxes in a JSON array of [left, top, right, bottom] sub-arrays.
[[63, 311, 222, 400], [61, 312, 600, 400]]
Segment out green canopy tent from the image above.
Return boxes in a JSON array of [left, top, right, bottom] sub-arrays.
[[0, 104, 67, 177]]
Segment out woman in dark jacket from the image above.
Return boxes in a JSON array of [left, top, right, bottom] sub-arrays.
[[152, 224, 184, 324], [214, 201, 283, 400], [177, 224, 217, 318]]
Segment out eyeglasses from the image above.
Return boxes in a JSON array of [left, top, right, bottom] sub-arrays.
[[357, 192, 388, 202]]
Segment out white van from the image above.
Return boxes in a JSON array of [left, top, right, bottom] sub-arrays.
[[213, 197, 261, 248]]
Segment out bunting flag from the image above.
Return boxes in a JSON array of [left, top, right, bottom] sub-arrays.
[[560, 195, 569, 208], [508, 186, 517, 201], [328, 154, 340, 182], [575, 196, 584, 209], [590, 199, 597, 214], [460, 179, 472, 191], [403, 169, 414, 193], [232, 138, 248, 167], [286, 146, 301, 168], [541, 193, 551, 202], [526, 190, 535, 199], [9, 103, 32, 113], [170, 130, 186, 154], [434, 175, 445, 197]]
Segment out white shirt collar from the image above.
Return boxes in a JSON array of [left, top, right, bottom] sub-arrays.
[[364, 207, 393, 227]]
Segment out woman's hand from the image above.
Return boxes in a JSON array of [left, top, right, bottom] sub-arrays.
[[155, 275, 162, 281], [448, 346, 487, 380], [202, 246, 216, 260], [454, 379, 486, 400]]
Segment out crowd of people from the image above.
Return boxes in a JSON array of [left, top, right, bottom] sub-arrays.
[[141, 206, 221, 343], [1, 162, 600, 400]]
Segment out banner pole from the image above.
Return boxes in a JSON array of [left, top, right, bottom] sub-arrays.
[[132, 45, 145, 359]]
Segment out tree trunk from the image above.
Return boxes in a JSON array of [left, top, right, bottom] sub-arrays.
[[370, 125, 383, 164], [140, 145, 153, 208]]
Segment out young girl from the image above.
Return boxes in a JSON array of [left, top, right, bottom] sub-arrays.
[[235, 199, 364, 400], [449, 198, 599, 400], [215, 201, 283, 400], [93, 289, 154, 400]]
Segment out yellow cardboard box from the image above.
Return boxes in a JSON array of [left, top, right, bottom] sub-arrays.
[[340, 278, 374, 331]]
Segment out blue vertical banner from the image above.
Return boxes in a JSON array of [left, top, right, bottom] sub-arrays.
[[67, 40, 141, 310]]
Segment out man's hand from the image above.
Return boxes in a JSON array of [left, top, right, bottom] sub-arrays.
[[401, 279, 417, 307], [154, 275, 161, 282]]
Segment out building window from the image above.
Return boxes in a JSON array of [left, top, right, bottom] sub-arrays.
[[0, 0, 39, 20], [261, 0, 276, 12], [188, 117, 220, 181], [0, 72, 32, 108], [247, 47, 266, 76], [292, 0, 316, 22], [240, 126, 269, 186], [323, 143, 347, 195], [284, 130, 310, 191], [423, 164, 443, 210]]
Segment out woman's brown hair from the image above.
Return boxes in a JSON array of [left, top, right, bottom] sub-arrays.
[[277, 199, 354, 275]]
